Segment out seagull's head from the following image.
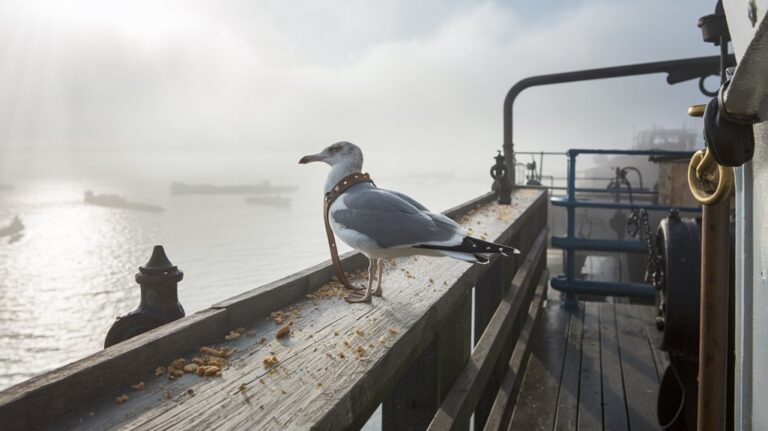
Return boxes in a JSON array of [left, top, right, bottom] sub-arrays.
[[299, 141, 363, 168]]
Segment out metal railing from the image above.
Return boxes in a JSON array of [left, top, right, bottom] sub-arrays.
[[549, 148, 701, 308]]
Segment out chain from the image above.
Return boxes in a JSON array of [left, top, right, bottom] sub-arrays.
[[627, 208, 660, 286]]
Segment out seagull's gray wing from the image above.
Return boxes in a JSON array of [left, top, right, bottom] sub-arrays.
[[331, 187, 464, 249]]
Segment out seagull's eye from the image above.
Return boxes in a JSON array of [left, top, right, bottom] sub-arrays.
[[330, 146, 339, 153]]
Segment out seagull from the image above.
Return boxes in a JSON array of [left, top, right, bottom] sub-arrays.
[[299, 141, 520, 303]]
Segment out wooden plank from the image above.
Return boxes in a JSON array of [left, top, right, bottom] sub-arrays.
[[577, 302, 602, 430], [437, 290, 472, 430], [600, 303, 629, 430], [553, 305, 584, 430], [643, 307, 669, 382], [482, 270, 548, 431], [0, 308, 229, 431], [18, 188, 547, 431], [382, 338, 440, 431], [507, 300, 571, 429], [472, 260, 507, 431], [427, 228, 548, 431], [615, 304, 660, 431]]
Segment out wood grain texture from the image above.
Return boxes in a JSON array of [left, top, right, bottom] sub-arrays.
[[554, 305, 584, 431], [615, 304, 660, 431], [482, 270, 548, 431], [427, 228, 548, 431], [576, 302, 602, 430], [0, 189, 546, 431], [599, 303, 629, 430]]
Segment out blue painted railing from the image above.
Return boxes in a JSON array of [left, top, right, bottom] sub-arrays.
[[549, 148, 701, 308]]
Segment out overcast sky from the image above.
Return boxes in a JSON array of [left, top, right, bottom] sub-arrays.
[[0, 0, 718, 180]]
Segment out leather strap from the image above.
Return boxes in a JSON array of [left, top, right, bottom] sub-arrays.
[[323, 172, 374, 290]]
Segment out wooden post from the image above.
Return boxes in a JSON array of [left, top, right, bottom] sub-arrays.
[[697, 198, 730, 430], [383, 289, 472, 431]]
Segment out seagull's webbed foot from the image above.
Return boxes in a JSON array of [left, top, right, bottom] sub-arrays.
[[345, 258, 376, 304], [345, 290, 373, 303], [371, 259, 384, 297], [345, 284, 366, 292]]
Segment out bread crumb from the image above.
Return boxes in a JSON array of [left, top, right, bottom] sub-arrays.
[[276, 325, 291, 338], [115, 395, 129, 405], [183, 364, 198, 374], [154, 366, 166, 377], [388, 327, 399, 335], [224, 330, 241, 341], [355, 329, 365, 336], [263, 354, 278, 368], [131, 382, 145, 391]]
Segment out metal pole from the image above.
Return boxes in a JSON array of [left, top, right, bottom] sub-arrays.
[[564, 150, 577, 309], [697, 197, 730, 430]]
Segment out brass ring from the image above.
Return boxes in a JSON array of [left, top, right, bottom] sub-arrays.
[[687, 149, 734, 205]]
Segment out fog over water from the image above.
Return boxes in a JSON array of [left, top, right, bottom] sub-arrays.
[[1, 0, 714, 390]]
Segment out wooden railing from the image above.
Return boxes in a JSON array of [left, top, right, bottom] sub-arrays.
[[0, 188, 548, 431]]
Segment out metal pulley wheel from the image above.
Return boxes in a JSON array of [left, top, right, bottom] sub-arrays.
[[654, 213, 702, 360]]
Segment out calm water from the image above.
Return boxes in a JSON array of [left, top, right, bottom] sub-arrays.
[[0, 170, 488, 390]]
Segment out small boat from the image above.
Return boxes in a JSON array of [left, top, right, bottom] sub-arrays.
[[245, 195, 291, 208], [84, 191, 164, 213], [0, 215, 24, 237], [171, 181, 297, 195]]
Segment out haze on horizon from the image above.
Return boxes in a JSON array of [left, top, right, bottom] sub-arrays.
[[0, 0, 715, 184]]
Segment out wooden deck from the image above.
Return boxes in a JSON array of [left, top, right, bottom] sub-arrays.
[[509, 300, 669, 431]]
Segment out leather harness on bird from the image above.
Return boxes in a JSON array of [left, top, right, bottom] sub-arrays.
[[323, 172, 375, 291]]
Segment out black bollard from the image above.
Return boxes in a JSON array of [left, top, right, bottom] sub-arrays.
[[104, 245, 185, 348]]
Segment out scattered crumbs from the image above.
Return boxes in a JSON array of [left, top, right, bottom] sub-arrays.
[[388, 327, 399, 335], [355, 329, 365, 336], [313, 347, 318, 352], [308, 281, 348, 300], [281, 389, 287, 395], [259, 378, 265, 385], [334, 331, 339, 336], [131, 381, 145, 391], [224, 330, 241, 341], [259, 336, 266, 345], [276, 325, 291, 339], [379, 336, 386, 344], [187, 388, 195, 395], [428, 277, 434, 284], [115, 395, 129, 405], [192, 357, 205, 366], [326, 352, 335, 359], [183, 364, 199, 374], [237, 383, 248, 392], [338, 352, 346, 359], [355, 346, 367, 358], [154, 366, 166, 377], [263, 354, 279, 369], [343, 340, 352, 348]]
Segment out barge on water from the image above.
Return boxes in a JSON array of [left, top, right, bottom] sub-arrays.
[[1, 1, 767, 429]]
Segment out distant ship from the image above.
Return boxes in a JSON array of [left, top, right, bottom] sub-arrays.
[[245, 195, 291, 208], [84, 191, 164, 213], [0, 215, 24, 237], [171, 181, 297, 195]]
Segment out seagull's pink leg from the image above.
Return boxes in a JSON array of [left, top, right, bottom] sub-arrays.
[[346, 258, 375, 303], [372, 259, 383, 297]]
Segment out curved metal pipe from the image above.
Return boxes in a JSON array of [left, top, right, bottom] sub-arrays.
[[501, 54, 735, 202]]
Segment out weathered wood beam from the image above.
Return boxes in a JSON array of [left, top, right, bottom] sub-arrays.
[[427, 227, 548, 431], [482, 270, 548, 431]]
